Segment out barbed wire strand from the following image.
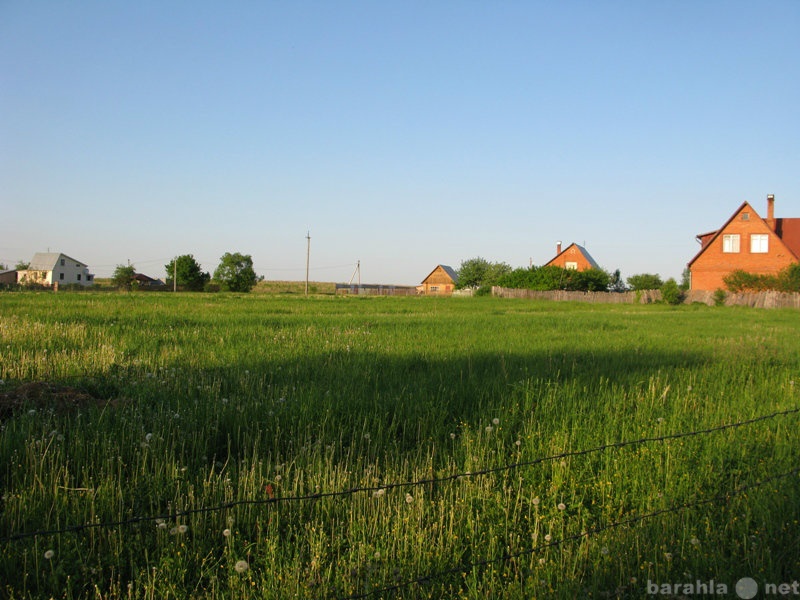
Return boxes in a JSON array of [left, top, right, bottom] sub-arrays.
[[2, 406, 796, 544], [339, 465, 800, 599]]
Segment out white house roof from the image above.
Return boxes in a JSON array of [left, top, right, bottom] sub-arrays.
[[28, 252, 88, 270]]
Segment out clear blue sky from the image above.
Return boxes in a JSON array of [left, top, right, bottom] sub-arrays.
[[2, 1, 798, 285]]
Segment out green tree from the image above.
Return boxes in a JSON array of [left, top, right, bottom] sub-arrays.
[[456, 257, 511, 289], [165, 255, 210, 291], [112, 264, 136, 290], [660, 278, 684, 305], [456, 257, 491, 289], [626, 273, 663, 291], [680, 268, 691, 291], [608, 269, 627, 292], [572, 268, 612, 292], [15, 260, 30, 270], [213, 252, 260, 292]]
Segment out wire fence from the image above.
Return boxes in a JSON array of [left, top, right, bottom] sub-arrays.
[[3, 406, 797, 546]]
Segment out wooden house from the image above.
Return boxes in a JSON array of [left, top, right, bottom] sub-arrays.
[[420, 265, 458, 295], [687, 195, 800, 291], [544, 242, 600, 272]]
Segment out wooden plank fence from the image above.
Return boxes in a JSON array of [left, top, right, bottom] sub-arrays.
[[491, 287, 800, 309]]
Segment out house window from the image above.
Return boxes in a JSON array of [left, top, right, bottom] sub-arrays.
[[59, 273, 64, 280], [430, 286, 439, 292], [751, 234, 769, 253], [722, 234, 740, 253], [77, 274, 81, 281], [565, 262, 578, 270], [741, 213, 749, 221], [60, 259, 65, 266]]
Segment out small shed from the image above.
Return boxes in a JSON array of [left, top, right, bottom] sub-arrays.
[[133, 273, 165, 287], [0, 270, 18, 285], [420, 265, 458, 295]]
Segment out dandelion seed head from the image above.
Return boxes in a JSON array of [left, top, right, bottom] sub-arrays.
[[44, 550, 54, 560], [485, 425, 493, 433], [145, 433, 153, 442], [450, 433, 456, 439], [492, 418, 500, 425], [223, 529, 231, 537], [234, 560, 249, 573], [664, 552, 673, 560], [372, 489, 386, 499], [544, 534, 552, 542], [405, 493, 414, 504], [557, 503, 566, 511], [690, 537, 700, 546]]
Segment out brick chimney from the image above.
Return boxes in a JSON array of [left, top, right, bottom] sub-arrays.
[[556, 241, 562, 255], [766, 194, 776, 231]]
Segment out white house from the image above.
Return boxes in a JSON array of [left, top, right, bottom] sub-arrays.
[[18, 253, 95, 287]]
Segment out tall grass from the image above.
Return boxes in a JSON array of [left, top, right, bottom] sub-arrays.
[[0, 293, 798, 598]]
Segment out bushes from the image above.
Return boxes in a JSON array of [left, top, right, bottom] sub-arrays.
[[495, 266, 611, 292], [660, 278, 684, 305], [723, 263, 800, 293]]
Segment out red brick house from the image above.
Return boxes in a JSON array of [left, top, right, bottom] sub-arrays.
[[687, 195, 800, 291], [419, 265, 458, 295], [544, 242, 600, 272]]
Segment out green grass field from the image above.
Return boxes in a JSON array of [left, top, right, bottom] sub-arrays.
[[0, 292, 798, 598]]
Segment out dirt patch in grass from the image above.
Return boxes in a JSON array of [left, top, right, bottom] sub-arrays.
[[0, 381, 121, 421]]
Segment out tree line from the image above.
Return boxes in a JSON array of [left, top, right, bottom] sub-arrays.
[[455, 257, 689, 303], [113, 252, 262, 292]]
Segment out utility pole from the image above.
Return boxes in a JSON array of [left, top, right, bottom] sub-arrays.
[[348, 260, 361, 286], [305, 231, 311, 296], [173, 258, 177, 293]]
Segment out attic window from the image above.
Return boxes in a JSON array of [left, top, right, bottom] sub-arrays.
[[60, 259, 65, 266], [751, 234, 769, 253], [741, 213, 750, 221], [565, 262, 578, 270], [723, 234, 740, 253]]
